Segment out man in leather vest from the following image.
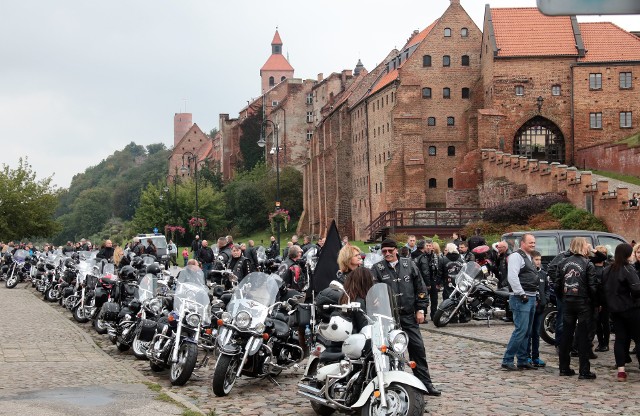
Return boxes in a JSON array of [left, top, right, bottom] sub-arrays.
[[415, 239, 441, 321], [228, 244, 255, 284], [370, 238, 441, 396], [501, 233, 540, 371]]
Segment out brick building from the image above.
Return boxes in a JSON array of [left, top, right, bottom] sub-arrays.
[[168, 114, 215, 181]]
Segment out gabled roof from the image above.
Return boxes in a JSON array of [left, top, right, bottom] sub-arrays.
[[579, 22, 640, 62], [260, 53, 294, 72], [370, 69, 399, 95], [490, 7, 580, 57], [173, 123, 210, 158]]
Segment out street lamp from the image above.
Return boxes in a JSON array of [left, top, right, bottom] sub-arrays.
[[166, 169, 178, 222], [258, 119, 281, 255], [180, 151, 200, 234]]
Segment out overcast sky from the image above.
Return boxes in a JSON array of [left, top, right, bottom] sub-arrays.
[[1, 0, 637, 189]]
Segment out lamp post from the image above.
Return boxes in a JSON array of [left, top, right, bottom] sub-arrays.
[[166, 169, 178, 222], [180, 151, 200, 234], [258, 119, 281, 255]]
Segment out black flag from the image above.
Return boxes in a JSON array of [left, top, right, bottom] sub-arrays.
[[312, 220, 341, 292]]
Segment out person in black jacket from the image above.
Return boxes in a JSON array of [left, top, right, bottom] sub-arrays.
[[191, 235, 201, 261], [548, 249, 573, 348], [315, 244, 362, 324], [604, 243, 640, 382], [527, 251, 549, 367], [592, 247, 610, 352], [438, 243, 465, 302], [197, 240, 215, 278], [96, 240, 114, 261], [244, 240, 259, 269], [556, 237, 598, 379], [228, 244, 255, 284], [370, 238, 440, 396], [339, 266, 374, 333]]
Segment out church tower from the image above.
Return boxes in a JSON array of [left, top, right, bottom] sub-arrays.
[[260, 30, 294, 93]]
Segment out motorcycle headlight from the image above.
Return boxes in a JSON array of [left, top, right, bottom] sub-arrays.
[[458, 280, 470, 292], [255, 322, 265, 333], [221, 312, 232, 324], [185, 313, 201, 327], [388, 330, 408, 354], [149, 298, 162, 314], [234, 310, 251, 329]]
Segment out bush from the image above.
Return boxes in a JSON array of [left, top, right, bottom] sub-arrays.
[[547, 203, 575, 219], [559, 209, 608, 231], [483, 193, 569, 225], [462, 220, 509, 238], [527, 212, 562, 230]]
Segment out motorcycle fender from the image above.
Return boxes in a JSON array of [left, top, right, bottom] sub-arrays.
[[303, 355, 319, 377], [437, 298, 457, 311], [350, 371, 428, 409], [247, 337, 263, 355], [315, 362, 341, 383], [218, 344, 242, 355]]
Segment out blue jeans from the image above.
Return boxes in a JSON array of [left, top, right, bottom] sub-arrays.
[[202, 262, 213, 280], [503, 295, 536, 365], [527, 309, 544, 360]]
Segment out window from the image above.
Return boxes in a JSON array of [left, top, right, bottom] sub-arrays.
[[306, 93, 313, 105], [443, 88, 450, 99], [443, 55, 450, 67], [590, 112, 602, 129], [448, 178, 454, 188], [428, 178, 437, 188], [428, 146, 436, 156], [462, 87, 470, 99], [447, 117, 455, 126], [422, 87, 432, 99], [380, 182, 383, 192], [461, 55, 470, 66], [427, 117, 436, 126], [515, 85, 524, 96], [271, 100, 279, 106], [620, 72, 632, 89], [461, 28, 468, 37], [423, 55, 431, 67], [444, 28, 451, 37], [589, 73, 602, 90], [448, 146, 456, 156], [281, 76, 286, 82], [306, 130, 313, 141], [306, 111, 313, 123], [552, 85, 561, 96], [620, 111, 632, 128], [268, 76, 275, 87]]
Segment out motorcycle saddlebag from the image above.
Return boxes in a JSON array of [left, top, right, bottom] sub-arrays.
[[94, 287, 109, 309], [99, 302, 121, 321], [138, 319, 158, 342], [62, 286, 75, 298], [294, 304, 311, 329]]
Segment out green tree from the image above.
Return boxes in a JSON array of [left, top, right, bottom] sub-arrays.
[[238, 109, 265, 172], [0, 157, 60, 240], [262, 166, 303, 217]]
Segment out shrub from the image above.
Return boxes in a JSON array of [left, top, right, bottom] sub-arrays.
[[462, 220, 510, 237], [527, 212, 562, 230], [547, 203, 575, 219], [559, 209, 608, 231], [483, 193, 569, 225]]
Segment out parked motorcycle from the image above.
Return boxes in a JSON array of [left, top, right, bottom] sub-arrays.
[[146, 266, 211, 386], [298, 282, 426, 415], [4, 249, 29, 288], [539, 283, 558, 345], [71, 259, 100, 323], [130, 272, 172, 359], [212, 272, 304, 396], [433, 262, 510, 327], [93, 263, 119, 334]]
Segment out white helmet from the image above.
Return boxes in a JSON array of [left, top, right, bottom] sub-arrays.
[[317, 314, 353, 342]]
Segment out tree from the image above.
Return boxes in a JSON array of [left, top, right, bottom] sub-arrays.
[[0, 157, 61, 240], [238, 109, 265, 172]]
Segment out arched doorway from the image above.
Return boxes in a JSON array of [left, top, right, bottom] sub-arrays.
[[513, 116, 565, 163]]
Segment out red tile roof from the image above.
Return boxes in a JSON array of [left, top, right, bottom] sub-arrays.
[[405, 20, 438, 49], [490, 7, 579, 57], [260, 53, 294, 72], [370, 69, 399, 95], [272, 30, 283, 45], [579, 22, 640, 62]]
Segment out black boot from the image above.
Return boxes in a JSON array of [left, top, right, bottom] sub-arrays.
[[425, 383, 441, 396]]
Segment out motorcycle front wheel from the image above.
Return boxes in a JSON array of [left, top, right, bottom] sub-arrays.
[[5, 275, 18, 289], [94, 318, 109, 335], [540, 306, 557, 346], [212, 354, 240, 397], [132, 334, 149, 360], [361, 383, 424, 416], [170, 342, 198, 386], [433, 305, 456, 327], [73, 306, 90, 323], [44, 287, 58, 302]]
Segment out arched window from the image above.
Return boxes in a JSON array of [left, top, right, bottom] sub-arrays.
[[422, 87, 432, 99], [443, 55, 450, 67], [268, 76, 275, 86], [461, 55, 470, 66], [428, 146, 437, 156], [281, 76, 286, 81], [423, 55, 431, 67], [448, 178, 454, 188], [448, 146, 456, 156], [427, 117, 436, 126], [461, 28, 468, 37], [429, 178, 437, 188], [444, 28, 451, 37]]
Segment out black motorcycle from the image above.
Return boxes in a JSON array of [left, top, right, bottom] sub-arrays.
[[539, 284, 558, 345], [433, 262, 510, 327], [3, 249, 29, 289]]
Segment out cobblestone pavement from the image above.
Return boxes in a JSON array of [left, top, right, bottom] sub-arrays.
[[0, 284, 183, 415], [5, 283, 640, 415]]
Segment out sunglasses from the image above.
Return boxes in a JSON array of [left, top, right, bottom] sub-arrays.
[[381, 248, 396, 254]]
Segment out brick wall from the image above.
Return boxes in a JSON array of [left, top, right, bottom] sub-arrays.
[[481, 149, 640, 241], [577, 143, 640, 177]]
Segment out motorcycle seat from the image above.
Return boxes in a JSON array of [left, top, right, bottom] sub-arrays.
[[273, 312, 289, 325], [319, 349, 344, 364], [494, 290, 511, 298]]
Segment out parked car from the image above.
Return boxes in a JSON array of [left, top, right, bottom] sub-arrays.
[[501, 230, 627, 267], [138, 233, 169, 267]]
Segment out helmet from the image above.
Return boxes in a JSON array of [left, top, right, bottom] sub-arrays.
[[119, 265, 137, 281], [64, 258, 75, 268], [317, 314, 353, 342], [146, 263, 162, 276], [131, 257, 144, 269], [472, 245, 491, 262]]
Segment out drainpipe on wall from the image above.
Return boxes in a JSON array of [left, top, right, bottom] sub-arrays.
[[365, 98, 372, 238], [570, 63, 576, 167]]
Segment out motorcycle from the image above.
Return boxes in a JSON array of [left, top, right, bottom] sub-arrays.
[[146, 266, 211, 386], [539, 284, 558, 345], [212, 272, 305, 397], [71, 258, 100, 323], [433, 262, 510, 327], [93, 263, 119, 334], [130, 272, 172, 360], [298, 282, 426, 415], [4, 249, 29, 288]]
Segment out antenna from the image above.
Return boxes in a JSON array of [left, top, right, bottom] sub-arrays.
[[182, 98, 188, 113]]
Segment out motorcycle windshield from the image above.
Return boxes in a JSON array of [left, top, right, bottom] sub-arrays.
[[366, 283, 397, 350], [304, 247, 318, 272], [173, 280, 211, 325], [12, 249, 28, 263], [141, 255, 156, 266], [363, 253, 384, 269], [256, 246, 266, 263], [176, 266, 206, 286], [137, 274, 158, 303], [226, 272, 280, 326], [454, 262, 482, 286], [102, 263, 116, 278]]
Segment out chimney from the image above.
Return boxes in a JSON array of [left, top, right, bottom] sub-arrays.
[[317, 73, 324, 81], [341, 69, 352, 85]]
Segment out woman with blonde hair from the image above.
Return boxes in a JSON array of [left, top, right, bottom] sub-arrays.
[[113, 245, 125, 267], [337, 244, 362, 275]]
